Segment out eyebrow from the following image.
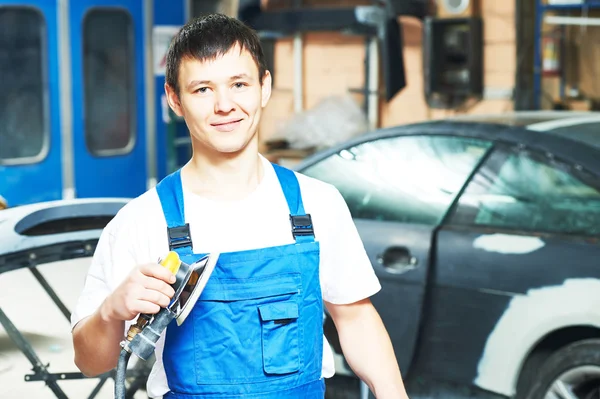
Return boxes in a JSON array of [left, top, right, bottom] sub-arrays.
[[187, 74, 254, 89]]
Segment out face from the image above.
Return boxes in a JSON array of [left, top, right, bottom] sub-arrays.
[[165, 45, 272, 156]]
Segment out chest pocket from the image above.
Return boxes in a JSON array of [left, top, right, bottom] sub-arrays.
[[191, 273, 304, 385]]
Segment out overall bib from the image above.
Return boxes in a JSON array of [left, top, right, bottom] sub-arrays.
[[155, 163, 325, 398]]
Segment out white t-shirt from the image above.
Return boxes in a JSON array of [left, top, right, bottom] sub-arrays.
[[71, 155, 381, 398]]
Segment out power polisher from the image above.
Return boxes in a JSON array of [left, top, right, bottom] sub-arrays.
[[115, 251, 219, 399]]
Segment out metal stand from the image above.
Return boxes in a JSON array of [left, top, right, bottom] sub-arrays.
[[0, 261, 150, 399], [0, 307, 69, 399]]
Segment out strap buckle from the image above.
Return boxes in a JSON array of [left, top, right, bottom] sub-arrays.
[[167, 224, 193, 250], [290, 214, 314, 239]]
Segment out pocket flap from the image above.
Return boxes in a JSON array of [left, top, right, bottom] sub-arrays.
[[259, 301, 299, 322], [200, 273, 301, 302]]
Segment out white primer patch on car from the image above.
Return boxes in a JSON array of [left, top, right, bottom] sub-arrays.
[[474, 278, 600, 397], [473, 234, 545, 254]]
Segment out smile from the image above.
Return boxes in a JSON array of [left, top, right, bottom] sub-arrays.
[[211, 119, 243, 132]]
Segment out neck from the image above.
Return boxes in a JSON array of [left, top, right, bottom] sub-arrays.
[[181, 140, 263, 201]]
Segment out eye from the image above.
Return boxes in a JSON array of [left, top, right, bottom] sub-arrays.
[[195, 87, 208, 94], [233, 82, 246, 89]]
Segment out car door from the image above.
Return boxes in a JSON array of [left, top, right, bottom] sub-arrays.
[[0, 1, 62, 206], [300, 133, 492, 373], [70, 0, 148, 198], [426, 143, 600, 391]]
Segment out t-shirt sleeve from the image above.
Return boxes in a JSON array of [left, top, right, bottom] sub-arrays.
[[318, 186, 381, 304], [70, 219, 137, 331]]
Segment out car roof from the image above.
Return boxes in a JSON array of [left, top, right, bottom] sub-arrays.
[[449, 111, 600, 153], [296, 112, 600, 176], [446, 110, 599, 127]]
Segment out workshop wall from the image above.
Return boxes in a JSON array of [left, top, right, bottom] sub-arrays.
[[258, 1, 517, 150]]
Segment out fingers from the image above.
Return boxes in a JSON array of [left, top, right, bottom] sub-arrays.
[[142, 276, 176, 299], [139, 263, 177, 284], [107, 263, 179, 320], [133, 300, 162, 315], [138, 288, 172, 309]]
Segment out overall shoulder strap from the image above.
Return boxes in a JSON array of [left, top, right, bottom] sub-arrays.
[[271, 163, 315, 243], [155, 170, 193, 255]]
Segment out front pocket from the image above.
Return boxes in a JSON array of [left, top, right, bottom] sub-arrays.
[[192, 273, 303, 384], [259, 301, 301, 375]]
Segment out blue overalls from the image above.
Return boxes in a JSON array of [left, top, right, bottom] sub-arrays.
[[155, 163, 325, 398]]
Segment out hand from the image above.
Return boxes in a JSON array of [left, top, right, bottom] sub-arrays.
[[100, 263, 176, 322]]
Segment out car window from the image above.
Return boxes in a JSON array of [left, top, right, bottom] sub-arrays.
[[450, 147, 600, 235], [301, 135, 492, 225]]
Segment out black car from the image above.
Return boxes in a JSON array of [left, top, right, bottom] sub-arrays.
[[296, 111, 600, 399]]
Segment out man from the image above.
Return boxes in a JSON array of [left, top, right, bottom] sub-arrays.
[[71, 14, 409, 399]]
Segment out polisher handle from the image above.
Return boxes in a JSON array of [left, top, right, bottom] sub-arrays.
[[160, 251, 181, 275]]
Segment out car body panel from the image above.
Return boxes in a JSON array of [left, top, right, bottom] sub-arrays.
[[432, 226, 600, 393], [473, 277, 600, 397], [0, 198, 128, 273]]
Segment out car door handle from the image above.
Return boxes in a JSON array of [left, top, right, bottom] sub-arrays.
[[376, 246, 419, 274]]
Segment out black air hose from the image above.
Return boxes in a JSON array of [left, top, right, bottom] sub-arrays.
[[115, 348, 131, 399]]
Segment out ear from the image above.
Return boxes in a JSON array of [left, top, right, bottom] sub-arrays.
[[260, 70, 272, 108], [165, 83, 184, 117]]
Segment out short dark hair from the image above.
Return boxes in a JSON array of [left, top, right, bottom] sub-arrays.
[[165, 14, 267, 96]]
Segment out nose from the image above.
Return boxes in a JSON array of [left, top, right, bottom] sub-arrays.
[[214, 89, 235, 114]]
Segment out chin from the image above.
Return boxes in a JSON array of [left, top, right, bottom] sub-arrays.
[[212, 133, 256, 154], [193, 129, 257, 156], [214, 146, 245, 154], [211, 139, 251, 155]]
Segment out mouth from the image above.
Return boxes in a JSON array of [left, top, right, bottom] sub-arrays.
[[211, 119, 243, 132]]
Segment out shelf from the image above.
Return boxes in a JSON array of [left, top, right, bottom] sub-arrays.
[[541, 2, 600, 11], [532, 0, 600, 109], [545, 15, 600, 25]]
